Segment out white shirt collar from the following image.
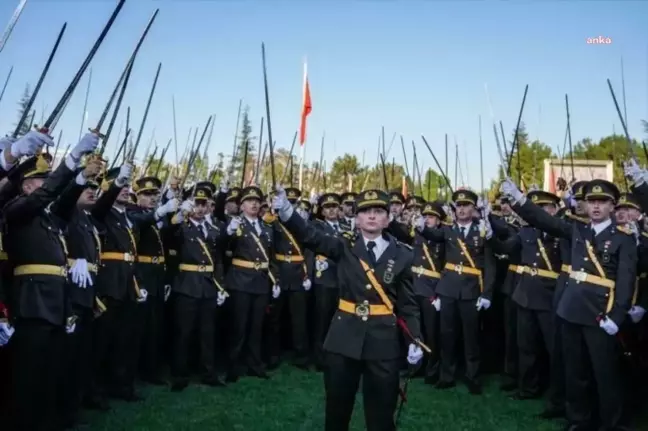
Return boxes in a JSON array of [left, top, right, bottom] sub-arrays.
[[591, 218, 612, 236], [327, 220, 339, 229], [245, 216, 259, 225], [363, 235, 389, 261]]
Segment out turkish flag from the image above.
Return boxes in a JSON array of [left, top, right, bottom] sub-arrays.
[[299, 62, 312, 146]]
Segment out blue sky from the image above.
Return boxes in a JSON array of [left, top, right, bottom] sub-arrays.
[[0, 0, 646, 190]]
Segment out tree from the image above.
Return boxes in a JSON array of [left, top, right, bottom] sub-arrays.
[[229, 105, 257, 186], [15, 84, 32, 136], [642, 119, 648, 135], [501, 122, 554, 190]]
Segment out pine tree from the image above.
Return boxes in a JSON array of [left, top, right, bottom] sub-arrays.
[[229, 106, 257, 186], [15, 84, 32, 136]]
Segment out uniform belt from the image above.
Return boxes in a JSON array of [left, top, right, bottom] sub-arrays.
[[274, 254, 304, 263], [445, 262, 481, 276], [569, 271, 615, 289], [232, 258, 269, 270], [100, 252, 135, 262], [67, 259, 98, 273], [518, 265, 558, 280], [338, 299, 391, 317], [137, 255, 166, 264], [561, 264, 572, 273], [0, 251, 7, 260], [411, 266, 441, 279], [508, 264, 520, 273], [14, 264, 67, 277], [178, 264, 213, 273], [168, 249, 177, 256]]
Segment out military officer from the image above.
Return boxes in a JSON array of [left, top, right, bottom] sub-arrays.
[[501, 178, 636, 431], [312, 192, 343, 370], [416, 189, 495, 394], [3, 131, 99, 431], [168, 184, 227, 391], [339, 192, 357, 231], [489, 190, 563, 403], [273, 187, 424, 431], [267, 187, 312, 369], [224, 186, 279, 381], [412, 201, 446, 384]]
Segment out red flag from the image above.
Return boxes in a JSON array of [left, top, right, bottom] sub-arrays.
[[299, 62, 312, 146]]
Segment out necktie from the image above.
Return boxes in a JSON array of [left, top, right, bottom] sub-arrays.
[[333, 224, 339, 233], [200, 223, 207, 238], [367, 241, 377, 266], [253, 220, 260, 235], [460, 227, 466, 238]]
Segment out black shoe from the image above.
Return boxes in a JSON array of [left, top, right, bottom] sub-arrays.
[[510, 392, 540, 401], [538, 407, 565, 420], [202, 374, 227, 387], [500, 381, 518, 391], [435, 380, 456, 389], [424, 375, 439, 385], [171, 379, 189, 392], [267, 356, 281, 370], [466, 380, 482, 395]]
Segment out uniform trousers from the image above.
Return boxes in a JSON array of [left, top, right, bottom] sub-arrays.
[[562, 318, 623, 429], [10, 318, 64, 431], [313, 285, 338, 368], [439, 295, 480, 383], [227, 290, 268, 375], [517, 306, 552, 396], [416, 295, 439, 379], [502, 295, 518, 382], [268, 287, 310, 364], [325, 352, 400, 431], [57, 309, 94, 427], [139, 292, 165, 381], [172, 293, 218, 379]]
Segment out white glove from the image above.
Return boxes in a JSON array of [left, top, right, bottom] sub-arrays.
[[0, 136, 17, 152], [70, 132, 99, 160], [69, 259, 93, 289], [137, 288, 148, 303], [115, 163, 134, 187], [0, 321, 14, 346], [180, 199, 194, 214], [499, 177, 524, 204], [629, 305, 646, 324], [309, 192, 319, 206], [164, 285, 171, 302], [10, 130, 54, 158], [272, 284, 281, 299], [65, 321, 76, 334], [476, 197, 485, 210], [272, 186, 293, 221], [164, 188, 176, 200], [407, 343, 424, 365], [476, 297, 491, 311], [217, 290, 227, 306], [563, 188, 577, 209], [599, 316, 619, 335], [315, 259, 329, 272], [624, 159, 647, 187], [156, 198, 178, 219], [431, 297, 441, 311], [413, 215, 425, 231], [479, 219, 493, 240], [227, 216, 242, 236], [303, 279, 312, 291], [220, 177, 229, 193]]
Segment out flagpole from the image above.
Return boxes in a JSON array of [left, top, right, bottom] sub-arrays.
[[298, 59, 307, 190]]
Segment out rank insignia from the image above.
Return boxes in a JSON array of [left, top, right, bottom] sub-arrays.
[[236, 227, 242, 237], [384, 259, 395, 283]]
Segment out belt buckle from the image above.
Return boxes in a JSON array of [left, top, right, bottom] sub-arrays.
[[355, 304, 369, 317], [285, 255, 292, 263], [455, 264, 463, 275], [254, 262, 261, 270], [516, 266, 524, 274], [574, 271, 587, 282], [60, 267, 68, 276], [198, 265, 207, 272], [529, 267, 538, 276], [152, 256, 159, 264]]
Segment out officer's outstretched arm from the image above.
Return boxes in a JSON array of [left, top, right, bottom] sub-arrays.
[[482, 243, 497, 301], [3, 157, 76, 225], [419, 225, 446, 242], [90, 182, 121, 221], [396, 255, 421, 340], [50, 181, 86, 223], [282, 211, 343, 261], [608, 232, 638, 326], [513, 199, 571, 240], [631, 182, 648, 214], [488, 232, 521, 256]]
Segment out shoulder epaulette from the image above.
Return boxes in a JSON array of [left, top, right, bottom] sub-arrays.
[[641, 231, 648, 239], [616, 225, 633, 235], [442, 221, 453, 226], [397, 241, 413, 250], [342, 231, 356, 241], [566, 213, 589, 224], [490, 211, 503, 217]]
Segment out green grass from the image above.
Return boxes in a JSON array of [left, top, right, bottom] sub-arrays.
[[80, 366, 571, 431]]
